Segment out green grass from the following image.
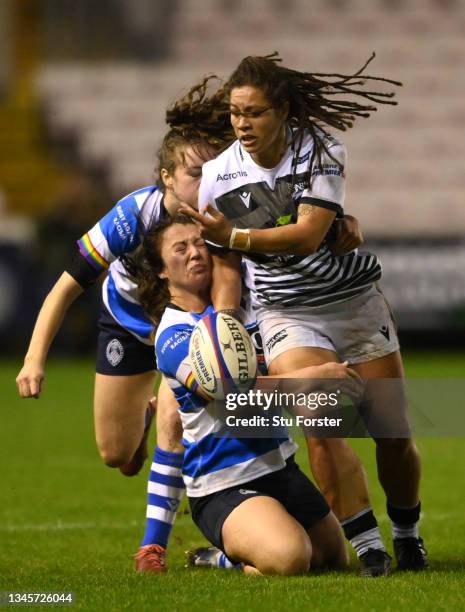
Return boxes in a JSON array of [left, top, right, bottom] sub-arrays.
[[1, 353, 464, 611]]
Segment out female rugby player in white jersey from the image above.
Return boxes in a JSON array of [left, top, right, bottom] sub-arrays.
[[181, 54, 427, 574], [15, 81, 364, 573], [135, 214, 356, 575]]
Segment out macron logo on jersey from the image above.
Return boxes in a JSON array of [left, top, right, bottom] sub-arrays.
[[216, 170, 248, 181], [239, 191, 252, 208]]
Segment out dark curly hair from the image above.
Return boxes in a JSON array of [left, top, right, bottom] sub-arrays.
[[175, 52, 402, 187], [155, 76, 235, 191], [124, 215, 200, 329]]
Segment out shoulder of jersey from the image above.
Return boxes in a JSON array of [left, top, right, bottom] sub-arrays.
[[202, 141, 241, 175], [154, 306, 199, 344], [116, 185, 159, 209]]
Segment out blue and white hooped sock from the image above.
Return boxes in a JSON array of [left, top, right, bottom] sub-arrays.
[[140, 446, 185, 548], [218, 552, 242, 569]]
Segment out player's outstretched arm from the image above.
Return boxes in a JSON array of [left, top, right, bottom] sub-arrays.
[[16, 272, 85, 398], [179, 203, 336, 256], [263, 361, 363, 399]]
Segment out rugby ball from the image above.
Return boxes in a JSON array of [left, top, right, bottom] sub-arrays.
[[189, 312, 257, 400]]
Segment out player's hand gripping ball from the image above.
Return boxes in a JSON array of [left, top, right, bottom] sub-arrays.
[[189, 312, 257, 399]]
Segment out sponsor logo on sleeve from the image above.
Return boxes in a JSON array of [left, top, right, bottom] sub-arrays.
[[113, 205, 135, 243], [312, 163, 345, 178], [160, 331, 190, 355]]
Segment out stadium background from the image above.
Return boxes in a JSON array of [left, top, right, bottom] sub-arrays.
[[1, 2, 464, 610], [1, 0, 465, 355]]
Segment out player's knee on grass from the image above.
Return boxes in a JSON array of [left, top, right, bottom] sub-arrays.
[[241, 531, 311, 576], [260, 538, 311, 576]]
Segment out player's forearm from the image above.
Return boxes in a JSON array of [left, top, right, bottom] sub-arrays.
[[211, 253, 242, 311], [24, 272, 84, 364], [248, 224, 321, 256]]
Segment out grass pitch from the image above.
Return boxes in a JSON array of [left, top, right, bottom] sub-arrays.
[[1, 352, 464, 611]]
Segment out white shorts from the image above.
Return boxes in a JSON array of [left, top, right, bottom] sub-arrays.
[[256, 285, 400, 367]]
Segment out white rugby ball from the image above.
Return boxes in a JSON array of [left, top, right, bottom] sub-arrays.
[[189, 312, 257, 400]]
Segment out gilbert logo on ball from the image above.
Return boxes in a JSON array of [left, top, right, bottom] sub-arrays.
[[189, 312, 257, 400]]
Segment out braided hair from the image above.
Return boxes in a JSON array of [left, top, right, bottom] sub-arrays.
[[225, 52, 402, 183], [175, 53, 402, 187]]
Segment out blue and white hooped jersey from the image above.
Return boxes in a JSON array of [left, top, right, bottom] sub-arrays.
[[155, 304, 297, 497], [77, 186, 167, 344]]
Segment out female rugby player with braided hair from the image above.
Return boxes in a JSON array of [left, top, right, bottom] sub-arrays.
[[181, 53, 427, 575], [15, 78, 364, 573], [132, 82, 364, 573]]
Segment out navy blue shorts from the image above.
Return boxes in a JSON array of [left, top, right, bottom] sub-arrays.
[[189, 456, 330, 551], [96, 304, 157, 376]]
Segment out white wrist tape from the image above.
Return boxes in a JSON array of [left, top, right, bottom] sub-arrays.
[[229, 227, 251, 251]]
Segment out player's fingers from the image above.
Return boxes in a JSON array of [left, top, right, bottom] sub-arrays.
[[346, 367, 362, 382], [179, 204, 202, 221], [17, 378, 31, 398], [29, 377, 43, 398], [204, 204, 222, 218]]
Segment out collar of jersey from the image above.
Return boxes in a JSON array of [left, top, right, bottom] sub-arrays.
[[166, 302, 214, 320]]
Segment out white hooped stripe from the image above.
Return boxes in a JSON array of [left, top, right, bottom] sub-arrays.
[[147, 482, 184, 498]]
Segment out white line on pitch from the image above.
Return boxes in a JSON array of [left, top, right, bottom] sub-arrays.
[[0, 513, 448, 532]]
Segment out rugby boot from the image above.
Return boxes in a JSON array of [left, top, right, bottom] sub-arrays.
[[359, 548, 392, 577], [134, 544, 167, 573], [393, 537, 428, 571], [185, 547, 222, 568]]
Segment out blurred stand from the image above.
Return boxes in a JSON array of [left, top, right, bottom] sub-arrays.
[[1, 0, 464, 356]]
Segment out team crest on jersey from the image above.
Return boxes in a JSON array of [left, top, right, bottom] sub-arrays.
[[106, 338, 124, 366]]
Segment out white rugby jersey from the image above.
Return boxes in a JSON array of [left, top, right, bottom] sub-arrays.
[[155, 304, 297, 497], [199, 131, 382, 309], [77, 186, 168, 344]]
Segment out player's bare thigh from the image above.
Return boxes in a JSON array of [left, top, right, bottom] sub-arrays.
[[222, 495, 312, 575], [268, 346, 340, 375], [94, 371, 156, 466], [156, 377, 184, 453], [352, 350, 404, 379]]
